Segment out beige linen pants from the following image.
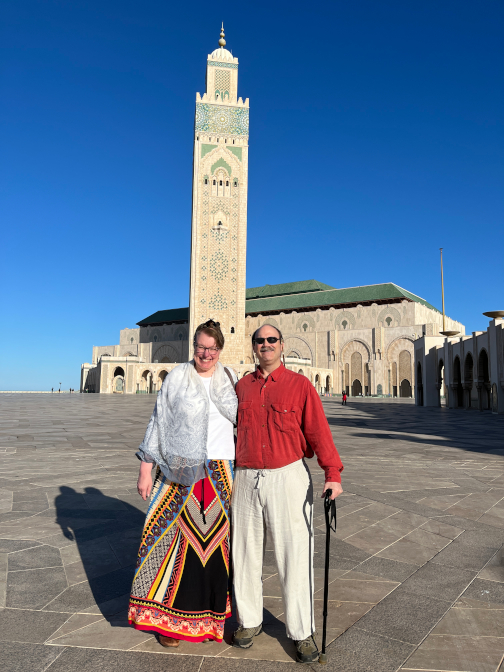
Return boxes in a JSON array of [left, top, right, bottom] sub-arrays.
[[231, 459, 314, 641]]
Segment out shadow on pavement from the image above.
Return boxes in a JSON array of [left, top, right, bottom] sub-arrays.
[[54, 485, 145, 625], [324, 399, 504, 455]]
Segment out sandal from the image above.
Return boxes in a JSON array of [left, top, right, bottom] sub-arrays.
[[159, 635, 180, 648]]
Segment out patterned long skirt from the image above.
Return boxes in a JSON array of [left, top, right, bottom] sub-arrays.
[[128, 459, 234, 642]]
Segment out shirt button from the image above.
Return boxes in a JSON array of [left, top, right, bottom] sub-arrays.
[[262, 404, 265, 407], [262, 424, 264, 427]]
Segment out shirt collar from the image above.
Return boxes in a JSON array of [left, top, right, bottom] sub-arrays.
[[253, 363, 286, 382]]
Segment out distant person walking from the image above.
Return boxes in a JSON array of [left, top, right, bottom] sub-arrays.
[[342, 392, 347, 405], [129, 320, 238, 647]]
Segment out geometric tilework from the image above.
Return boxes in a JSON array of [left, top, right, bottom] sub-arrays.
[[208, 61, 238, 69], [196, 103, 249, 136]]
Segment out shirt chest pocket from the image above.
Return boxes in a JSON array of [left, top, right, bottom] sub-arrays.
[[272, 404, 300, 432], [238, 401, 253, 429]]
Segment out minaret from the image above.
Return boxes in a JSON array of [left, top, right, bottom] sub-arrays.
[[188, 25, 249, 365]]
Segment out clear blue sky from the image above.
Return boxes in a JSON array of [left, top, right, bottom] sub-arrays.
[[2, 1, 503, 390]]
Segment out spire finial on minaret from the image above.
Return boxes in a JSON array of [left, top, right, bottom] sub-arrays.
[[218, 23, 226, 48]]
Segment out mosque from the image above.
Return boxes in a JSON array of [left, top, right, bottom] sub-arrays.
[[80, 28, 464, 396]]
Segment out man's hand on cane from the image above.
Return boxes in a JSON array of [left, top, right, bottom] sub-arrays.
[[323, 481, 343, 500]]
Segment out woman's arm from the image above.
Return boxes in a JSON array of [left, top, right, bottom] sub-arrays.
[[137, 461, 155, 500]]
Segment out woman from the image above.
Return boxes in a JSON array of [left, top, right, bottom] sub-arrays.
[[128, 320, 238, 646]]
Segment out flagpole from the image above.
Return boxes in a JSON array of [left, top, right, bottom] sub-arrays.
[[439, 248, 459, 337], [440, 248, 446, 333]]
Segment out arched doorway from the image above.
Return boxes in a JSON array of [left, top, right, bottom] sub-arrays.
[[377, 384, 383, 396], [453, 357, 463, 408], [352, 379, 362, 396], [298, 369, 304, 376], [417, 362, 423, 406], [113, 367, 125, 394], [398, 351, 412, 399], [400, 379, 412, 397], [326, 376, 331, 396], [158, 370, 168, 388], [315, 374, 321, 393], [464, 353, 473, 408], [351, 352, 363, 397], [478, 350, 490, 410], [141, 370, 153, 394]]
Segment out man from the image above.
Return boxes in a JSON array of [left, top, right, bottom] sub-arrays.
[[232, 324, 343, 663]]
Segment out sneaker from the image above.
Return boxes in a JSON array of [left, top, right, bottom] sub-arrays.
[[295, 633, 320, 663], [232, 624, 263, 649]]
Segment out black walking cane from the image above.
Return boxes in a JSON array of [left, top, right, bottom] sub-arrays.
[[319, 489, 337, 665]]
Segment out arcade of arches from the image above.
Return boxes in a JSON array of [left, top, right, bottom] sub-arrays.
[[414, 317, 503, 413]]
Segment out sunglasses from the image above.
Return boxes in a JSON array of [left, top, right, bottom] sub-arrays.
[[253, 337, 281, 345]]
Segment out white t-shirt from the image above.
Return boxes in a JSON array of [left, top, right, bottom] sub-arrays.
[[200, 375, 236, 460]]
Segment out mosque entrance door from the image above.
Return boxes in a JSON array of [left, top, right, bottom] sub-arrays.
[[352, 379, 362, 397], [400, 379, 412, 397]]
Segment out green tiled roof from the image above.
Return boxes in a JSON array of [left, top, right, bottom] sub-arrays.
[[245, 283, 440, 315], [137, 282, 439, 326], [246, 279, 335, 300], [137, 307, 189, 326]]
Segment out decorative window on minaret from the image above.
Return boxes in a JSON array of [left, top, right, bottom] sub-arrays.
[[215, 69, 230, 101]]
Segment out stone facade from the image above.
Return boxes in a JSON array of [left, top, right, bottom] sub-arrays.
[[414, 316, 504, 413], [244, 296, 464, 397]]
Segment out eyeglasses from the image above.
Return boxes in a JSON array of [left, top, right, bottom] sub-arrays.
[[194, 345, 220, 354], [253, 337, 281, 345]]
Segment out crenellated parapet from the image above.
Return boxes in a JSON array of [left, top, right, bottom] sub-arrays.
[[196, 92, 249, 107]]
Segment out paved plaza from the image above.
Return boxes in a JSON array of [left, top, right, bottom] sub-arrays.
[[0, 394, 503, 672]]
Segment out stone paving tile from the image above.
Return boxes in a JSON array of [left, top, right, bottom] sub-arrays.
[[460, 578, 504, 607], [46, 647, 204, 671], [0, 607, 69, 643], [356, 588, 450, 644], [326, 627, 416, 672], [478, 548, 504, 583], [403, 560, 478, 600], [431, 606, 504, 637], [376, 537, 439, 565], [403, 634, 504, 672], [430, 537, 500, 571], [0, 395, 503, 671], [0, 641, 65, 672], [419, 519, 464, 539]]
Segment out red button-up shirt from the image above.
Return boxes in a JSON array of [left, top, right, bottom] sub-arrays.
[[235, 364, 343, 483]]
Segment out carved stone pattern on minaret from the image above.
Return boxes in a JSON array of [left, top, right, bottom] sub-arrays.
[[215, 69, 231, 100], [195, 103, 249, 136]]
